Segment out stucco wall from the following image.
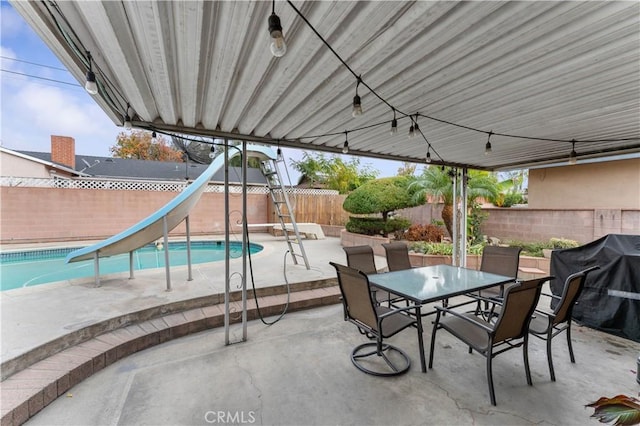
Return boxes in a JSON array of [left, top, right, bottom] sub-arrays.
[[0, 186, 270, 243], [528, 158, 640, 209], [480, 207, 639, 244], [0, 151, 52, 179]]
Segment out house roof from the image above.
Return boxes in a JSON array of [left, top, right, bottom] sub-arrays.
[[11, 1, 640, 171], [0, 147, 86, 176], [16, 150, 268, 184]]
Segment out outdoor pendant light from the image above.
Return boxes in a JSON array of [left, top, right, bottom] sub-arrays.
[[151, 131, 157, 142], [426, 147, 432, 163], [124, 103, 132, 130], [569, 140, 577, 165], [408, 123, 415, 139], [85, 51, 98, 95], [209, 145, 216, 159], [268, 1, 286, 57], [485, 131, 493, 155], [342, 132, 349, 154], [352, 77, 363, 117], [390, 109, 398, 135]]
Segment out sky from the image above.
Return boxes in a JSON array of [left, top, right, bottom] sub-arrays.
[[0, 1, 407, 180]]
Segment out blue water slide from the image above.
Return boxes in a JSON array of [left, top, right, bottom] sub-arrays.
[[65, 144, 276, 264]]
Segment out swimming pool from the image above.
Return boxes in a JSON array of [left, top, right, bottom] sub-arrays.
[[0, 241, 263, 291]]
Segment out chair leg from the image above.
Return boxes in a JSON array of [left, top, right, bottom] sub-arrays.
[[546, 326, 556, 382], [428, 313, 441, 369], [523, 336, 533, 386], [486, 350, 496, 406], [416, 318, 426, 373], [566, 322, 576, 363]]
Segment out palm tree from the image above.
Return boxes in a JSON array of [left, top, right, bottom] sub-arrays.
[[409, 167, 498, 238]]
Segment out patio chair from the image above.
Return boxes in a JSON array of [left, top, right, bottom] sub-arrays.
[[330, 262, 424, 377], [529, 265, 600, 381], [429, 276, 553, 405], [382, 242, 413, 271], [343, 245, 393, 305], [478, 245, 522, 299], [473, 246, 522, 316]]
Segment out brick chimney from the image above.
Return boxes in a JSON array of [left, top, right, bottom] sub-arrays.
[[51, 135, 76, 169]]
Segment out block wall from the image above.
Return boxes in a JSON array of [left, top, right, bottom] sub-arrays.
[[0, 187, 270, 243]]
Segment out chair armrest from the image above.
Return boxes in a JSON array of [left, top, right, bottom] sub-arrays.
[[540, 292, 561, 301], [434, 306, 494, 332], [378, 305, 419, 319], [466, 294, 506, 306]]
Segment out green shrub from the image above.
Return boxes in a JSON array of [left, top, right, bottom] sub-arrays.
[[549, 238, 580, 249], [345, 216, 411, 236], [342, 176, 420, 219], [409, 242, 454, 255], [506, 238, 580, 257], [407, 242, 486, 255]]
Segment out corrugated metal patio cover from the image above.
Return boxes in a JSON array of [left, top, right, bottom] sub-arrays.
[[11, 1, 640, 170]]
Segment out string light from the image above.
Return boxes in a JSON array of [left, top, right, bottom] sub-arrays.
[[485, 130, 493, 155], [569, 140, 577, 165], [426, 146, 432, 163], [390, 108, 397, 135], [352, 76, 363, 117], [277, 141, 284, 161], [84, 51, 98, 95], [124, 103, 132, 130], [151, 131, 157, 142], [342, 131, 349, 154], [408, 117, 415, 139], [414, 114, 419, 133], [268, 0, 286, 57], [209, 145, 216, 159]]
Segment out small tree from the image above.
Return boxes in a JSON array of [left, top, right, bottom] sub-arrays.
[[410, 166, 498, 238], [342, 176, 420, 235], [290, 153, 378, 194], [110, 130, 184, 162]]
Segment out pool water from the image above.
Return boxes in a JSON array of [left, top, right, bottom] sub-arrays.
[[0, 241, 262, 291]]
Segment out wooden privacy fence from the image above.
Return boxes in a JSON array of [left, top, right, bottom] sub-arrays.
[[267, 191, 349, 226]]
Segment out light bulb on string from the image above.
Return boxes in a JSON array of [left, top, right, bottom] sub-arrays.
[[352, 77, 363, 117], [390, 109, 397, 135], [408, 122, 415, 139], [568, 140, 577, 165], [123, 103, 132, 130], [485, 130, 493, 155], [342, 132, 349, 154], [84, 51, 98, 95], [426, 147, 432, 163], [209, 145, 216, 159], [151, 131, 157, 142], [268, 1, 286, 57]]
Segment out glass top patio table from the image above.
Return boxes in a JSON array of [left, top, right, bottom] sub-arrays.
[[368, 264, 515, 305]]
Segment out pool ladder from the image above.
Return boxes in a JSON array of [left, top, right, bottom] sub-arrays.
[[260, 157, 310, 270]]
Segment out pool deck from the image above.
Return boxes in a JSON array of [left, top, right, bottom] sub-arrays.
[[1, 233, 639, 426]]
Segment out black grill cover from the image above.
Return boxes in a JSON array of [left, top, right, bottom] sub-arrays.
[[550, 234, 640, 343]]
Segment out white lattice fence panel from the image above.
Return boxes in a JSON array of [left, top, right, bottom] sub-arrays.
[[1, 177, 338, 197]]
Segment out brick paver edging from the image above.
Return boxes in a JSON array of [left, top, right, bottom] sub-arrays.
[[0, 282, 340, 426]]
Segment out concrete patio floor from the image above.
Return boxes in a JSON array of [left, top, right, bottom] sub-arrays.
[[2, 233, 639, 425]]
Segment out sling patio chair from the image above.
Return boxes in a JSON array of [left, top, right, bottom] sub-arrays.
[[529, 265, 600, 381], [343, 245, 394, 305], [471, 245, 522, 317], [330, 262, 424, 377], [429, 276, 553, 406], [478, 245, 522, 300], [382, 242, 413, 272]]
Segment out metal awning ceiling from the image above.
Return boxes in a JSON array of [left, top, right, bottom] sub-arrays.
[[12, 1, 640, 170]]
